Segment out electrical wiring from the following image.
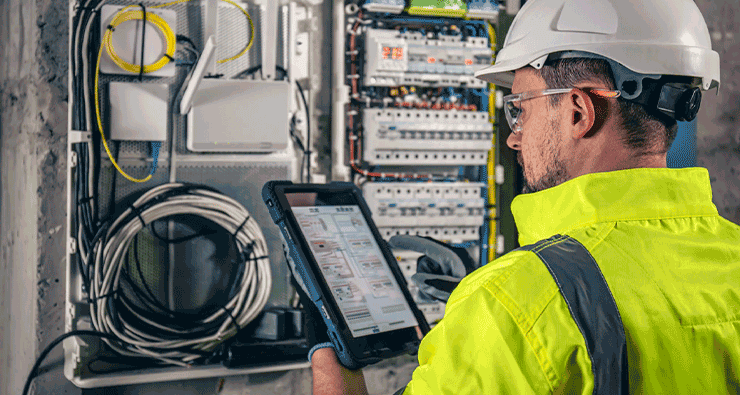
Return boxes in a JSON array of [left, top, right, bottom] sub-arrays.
[[87, 183, 272, 366], [486, 21, 497, 262], [22, 330, 122, 395], [148, 0, 254, 64], [103, 0, 254, 72], [94, 27, 161, 182], [294, 79, 312, 183], [103, 7, 177, 74]]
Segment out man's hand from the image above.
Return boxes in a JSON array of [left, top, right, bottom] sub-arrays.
[[311, 348, 369, 395], [288, 272, 370, 394]]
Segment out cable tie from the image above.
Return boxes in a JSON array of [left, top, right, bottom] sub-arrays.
[[233, 215, 250, 238], [239, 241, 256, 262], [107, 25, 115, 31], [128, 204, 146, 228], [220, 306, 242, 334], [163, 54, 174, 61], [89, 289, 119, 303], [138, 3, 147, 81]]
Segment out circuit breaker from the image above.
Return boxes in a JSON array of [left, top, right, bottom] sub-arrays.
[[363, 182, 486, 241], [362, 108, 493, 166]]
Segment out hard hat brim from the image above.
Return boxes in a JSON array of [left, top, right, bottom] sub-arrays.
[[473, 51, 547, 88], [475, 69, 515, 88]]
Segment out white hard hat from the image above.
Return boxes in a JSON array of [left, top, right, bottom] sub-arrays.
[[475, 0, 720, 94]]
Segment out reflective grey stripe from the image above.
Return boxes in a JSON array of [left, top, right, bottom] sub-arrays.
[[516, 235, 628, 395]]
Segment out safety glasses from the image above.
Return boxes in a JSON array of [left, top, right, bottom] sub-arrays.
[[502, 88, 621, 135]]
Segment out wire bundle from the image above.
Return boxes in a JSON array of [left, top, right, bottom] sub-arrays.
[[87, 183, 272, 366], [103, 7, 177, 75]]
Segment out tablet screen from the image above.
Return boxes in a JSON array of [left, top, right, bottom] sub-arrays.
[[290, 202, 419, 337]]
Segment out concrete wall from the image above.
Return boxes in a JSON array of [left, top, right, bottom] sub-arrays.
[[0, 0, 738, 394], [1, 0, 73, 394]]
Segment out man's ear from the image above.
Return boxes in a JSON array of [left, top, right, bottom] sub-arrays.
[[570, 89, 596, 139]]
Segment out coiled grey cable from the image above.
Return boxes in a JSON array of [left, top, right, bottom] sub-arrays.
[[88, 183, 272, 366]]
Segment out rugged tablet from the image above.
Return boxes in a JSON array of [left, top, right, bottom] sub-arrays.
[[262, 181, 429, 369]]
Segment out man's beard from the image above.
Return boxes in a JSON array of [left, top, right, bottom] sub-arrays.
[[521, 157, 568, 194], [518, 124, 569, 194]]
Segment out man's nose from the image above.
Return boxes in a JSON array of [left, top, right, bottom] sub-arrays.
[[506, 131, 521, 150]]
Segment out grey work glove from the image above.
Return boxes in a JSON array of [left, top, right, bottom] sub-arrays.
[[388, 235, 476, 302]]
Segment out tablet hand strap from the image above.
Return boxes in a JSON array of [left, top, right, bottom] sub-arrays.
[[289, 275, 333, 362]]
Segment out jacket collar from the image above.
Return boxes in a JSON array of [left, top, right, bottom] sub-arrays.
[[511, 167, 719, 246]]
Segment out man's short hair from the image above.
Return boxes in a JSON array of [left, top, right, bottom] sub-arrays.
[[536, 58, 679, 155]]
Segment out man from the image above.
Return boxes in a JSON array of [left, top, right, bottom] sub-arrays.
[[311, 0, 740, 393]]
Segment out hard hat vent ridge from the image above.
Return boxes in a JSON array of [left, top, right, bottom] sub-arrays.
[[556, 0, 618, 35]]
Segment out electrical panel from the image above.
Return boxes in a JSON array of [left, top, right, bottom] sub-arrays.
[[362, 108, 493, 165], [65, 0, 317, 388], [364, 28, 491, 88], [54, 0, 505, 390], [340, 2, 500, 330], [363, 181, 485, 241]]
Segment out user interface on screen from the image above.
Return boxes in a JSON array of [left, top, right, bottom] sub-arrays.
[[288, 196, 419, 337]]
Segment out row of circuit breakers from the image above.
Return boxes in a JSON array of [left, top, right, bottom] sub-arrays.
[[365, 29, 491, 87]]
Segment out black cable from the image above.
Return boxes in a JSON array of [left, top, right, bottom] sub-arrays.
[[108, 141, 120, 220], [80, 143, 96, 236], [176, 34, 197, 50], [294, 80, 311, 183], [234, 64, 263, 79], [87, 354, 164, 374], [22, 330, 121, 395], [138, 3, 147, 81]]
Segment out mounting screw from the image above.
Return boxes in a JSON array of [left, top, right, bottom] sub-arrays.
[[68, 238, 77, 254]]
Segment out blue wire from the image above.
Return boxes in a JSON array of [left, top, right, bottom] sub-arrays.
[[451, 240, 479, 249], [149, 141, 161, 175]]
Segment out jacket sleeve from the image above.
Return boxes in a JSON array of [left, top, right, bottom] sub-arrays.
[[400, 278, 555, 394]]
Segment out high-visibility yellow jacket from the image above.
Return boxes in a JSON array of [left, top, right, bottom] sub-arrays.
[[403, 167, 740, 394]]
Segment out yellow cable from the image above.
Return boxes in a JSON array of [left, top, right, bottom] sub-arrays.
[[104, 7, 177, 74], [105, 0, 254, 74], [487, 22, 497, 262], [211, 0, 255, 64], [95, 35, 152, 183], [151, 0, 255, 64]]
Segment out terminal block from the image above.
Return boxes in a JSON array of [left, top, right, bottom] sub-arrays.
[[364, 28, 492, 88], [467, 0, 500, 20], [362, 108, 493, 166], [364, 181, 486, 242], [362, 0, 406, 14]]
